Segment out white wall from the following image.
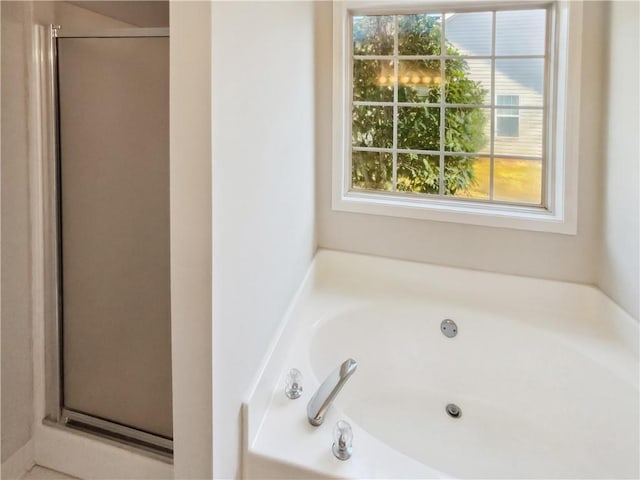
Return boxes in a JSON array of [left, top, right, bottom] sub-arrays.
[[599, 1, 639, 320], [1, 0, 35, 465], [316, 2, 606, 285], [169, 2, 212, 478], [211, 2, 316, 478]]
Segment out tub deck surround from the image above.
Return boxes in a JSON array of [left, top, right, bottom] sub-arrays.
[[243, 250, 639, 479]]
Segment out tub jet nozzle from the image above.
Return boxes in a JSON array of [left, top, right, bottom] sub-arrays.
[[446, 403, 462, 418]]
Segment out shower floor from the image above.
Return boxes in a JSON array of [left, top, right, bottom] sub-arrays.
[[21, 466, 78, 480]]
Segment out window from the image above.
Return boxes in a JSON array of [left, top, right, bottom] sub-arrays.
[[496, 95, 520, 137], [333, 2, 583, 234]]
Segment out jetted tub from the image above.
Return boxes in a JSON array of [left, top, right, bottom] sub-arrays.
[[244, 250, 639, 479]]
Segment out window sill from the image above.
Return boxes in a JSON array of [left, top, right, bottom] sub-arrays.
[[333, 190, 577, 234]]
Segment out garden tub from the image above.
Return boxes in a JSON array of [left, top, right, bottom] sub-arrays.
[[244, 250, 639, 479]]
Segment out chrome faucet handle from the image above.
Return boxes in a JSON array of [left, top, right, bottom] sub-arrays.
[[307, 358, 357, 426], [332, 420, 353, 460], [284, 368, 303, 399]]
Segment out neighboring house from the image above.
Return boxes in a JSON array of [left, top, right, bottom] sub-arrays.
[[446, 10, 545, 158]]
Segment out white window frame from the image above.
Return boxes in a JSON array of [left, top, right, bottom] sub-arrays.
[[332, 1, 583, 234]]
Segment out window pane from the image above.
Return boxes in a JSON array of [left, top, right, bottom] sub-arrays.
[[397, 153, 439, 194], [496, 94, 519, 107], [397, 106, 440, 151], [495, 59, 544, 107], [351, 151, 393, 191], [398, 14, 442, 56], [353, 59, 394, 102], [493, 158, 542, 204], [352, 105, 393, 148], [353, 15, 394, 55], [348, 7, 550, 209], [494, 108, 542, 156], [444, 107, 490, 153], [496, 116, 519, 137], [445, 11, 492, 56], [496, 9, 546, 56], [398, 60, 440, 103], [444, 155, 489, 199], [445, 59, 491, 105]]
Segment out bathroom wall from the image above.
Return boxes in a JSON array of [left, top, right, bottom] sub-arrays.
[[599, 1, 640, 320], [33, 1, 132, 29], [66, 1, 168, 27], [316, 2, 606, 286], [169, 2, 212, 478], [1, 0, 35, 466], [211, 2, 316, 478]]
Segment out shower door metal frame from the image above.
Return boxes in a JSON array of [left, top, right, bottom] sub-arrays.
[[43, 25, 173, 456]]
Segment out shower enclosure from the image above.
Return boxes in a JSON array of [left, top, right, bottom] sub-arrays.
[[40, 25, 172, 455]]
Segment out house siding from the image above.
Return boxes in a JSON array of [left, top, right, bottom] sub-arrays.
[[446, 9, 546, 158]]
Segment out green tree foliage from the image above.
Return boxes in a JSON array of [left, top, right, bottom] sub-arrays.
[[352, 14, 488, 194]]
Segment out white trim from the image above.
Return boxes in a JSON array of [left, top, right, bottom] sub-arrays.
[[489, 9, 496, 198], [392, 14, 399, 189], [333, 1, 582, 234], [439, 13, 446, 193], [1, 440, 35, 480], [354, 54, 545, 60], [169, 3, 213, 478], [550, 0, 581, 235], [33, 424, 172, 480], [353, 101, 543, 109], [347, 0, 554, 16], [335, 191, 571, 233]]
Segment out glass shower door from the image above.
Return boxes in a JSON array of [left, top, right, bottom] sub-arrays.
[[56, 33, 172, 451]]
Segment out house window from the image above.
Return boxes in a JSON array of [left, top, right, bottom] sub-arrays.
[[496, 95, 520, 137], [333, 2, 583, 234]]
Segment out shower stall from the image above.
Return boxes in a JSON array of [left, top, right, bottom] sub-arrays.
[[39, 25, 172, 455]]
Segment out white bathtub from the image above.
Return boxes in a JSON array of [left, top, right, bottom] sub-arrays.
[[244, 250, 639, 479]]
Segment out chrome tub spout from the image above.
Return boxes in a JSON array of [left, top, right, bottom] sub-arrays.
[[307, 358, 357, 426]]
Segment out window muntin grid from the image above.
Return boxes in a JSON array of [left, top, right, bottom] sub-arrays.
[[349, 7, 548, 206]]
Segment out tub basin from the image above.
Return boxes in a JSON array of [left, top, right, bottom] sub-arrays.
[[245, 250, 639, 479]]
